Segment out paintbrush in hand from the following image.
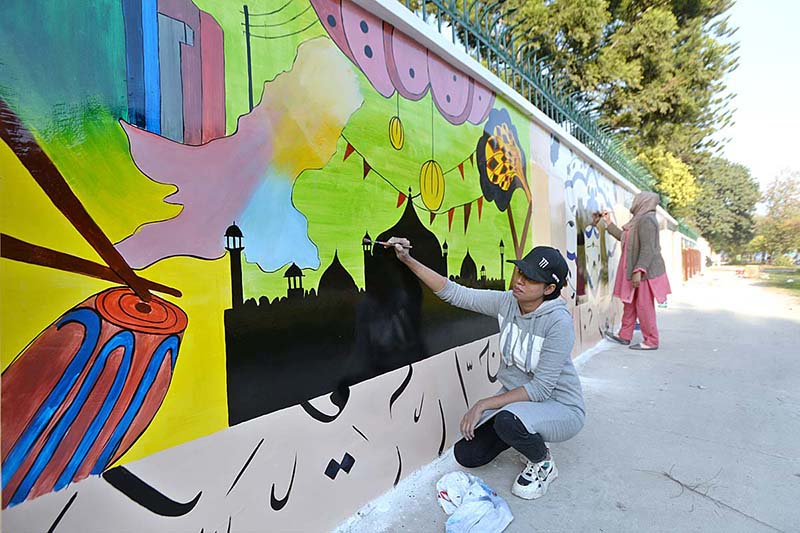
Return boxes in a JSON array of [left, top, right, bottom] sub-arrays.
[[362, 238, 413, 249]]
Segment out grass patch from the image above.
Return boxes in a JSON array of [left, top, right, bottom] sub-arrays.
[[758, 267, 800, 294]]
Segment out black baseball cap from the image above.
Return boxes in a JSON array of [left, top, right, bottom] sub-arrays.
[[508, 246, 569, 289]]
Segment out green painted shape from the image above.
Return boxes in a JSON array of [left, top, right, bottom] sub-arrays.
[[40, 109, 180, 243], [245, 79, 528, 300], [192, 2, 535, 300]]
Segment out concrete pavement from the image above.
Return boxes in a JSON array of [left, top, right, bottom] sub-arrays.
[[333, 269, 800, 532]]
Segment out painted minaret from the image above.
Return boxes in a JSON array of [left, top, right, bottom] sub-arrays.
[[225, 223, 244, 308]]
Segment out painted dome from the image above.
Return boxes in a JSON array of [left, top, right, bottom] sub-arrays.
[[319, 251, 358, 295], [459, 250, 478, 281], [376, 195, 446, 276]]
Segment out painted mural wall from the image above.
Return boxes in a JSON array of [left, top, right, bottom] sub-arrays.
[[0, 0, 671, 530]]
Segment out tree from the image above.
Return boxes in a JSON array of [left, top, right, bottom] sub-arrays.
[[503, 0, 610, 94], [506, 0, 737, 152], [689, 157, 760, 253], [745, 233, 766, 263], [503, 0, 739, 214], [758, 171, 800, 260], [637, 146, 698, 215]]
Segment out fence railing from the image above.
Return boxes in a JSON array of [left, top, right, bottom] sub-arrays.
[[678, 221, 699, 241], [400, 0, 655, 192]]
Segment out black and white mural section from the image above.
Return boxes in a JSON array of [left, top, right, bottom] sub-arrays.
[[4, 337, 503, 532]]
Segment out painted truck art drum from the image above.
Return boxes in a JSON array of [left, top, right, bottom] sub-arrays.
[[1, 288, 187, 508]]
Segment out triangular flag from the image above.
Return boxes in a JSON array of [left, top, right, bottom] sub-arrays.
[[447, 208, 455, 231], [397, 191, 406, 208], [469, 153, 474, 166], [463, 203, 472, 233], [458, 162, 464, 180], [344, 143, 355, 161], [363, 159, 371, 179], [477, 197, 484, 220], [429, 212, 436, 225]]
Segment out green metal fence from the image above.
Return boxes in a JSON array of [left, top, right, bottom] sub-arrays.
[[678, 221, 699, 241], [400, 0, 655, 192]]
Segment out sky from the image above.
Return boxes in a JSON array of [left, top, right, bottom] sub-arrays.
[[716, 0, 800, 190]]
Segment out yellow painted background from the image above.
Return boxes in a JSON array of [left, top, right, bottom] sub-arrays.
[[0, 136, 230, 464]]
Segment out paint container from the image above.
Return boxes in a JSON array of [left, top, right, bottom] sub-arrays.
[[1, 287, 187, 508]]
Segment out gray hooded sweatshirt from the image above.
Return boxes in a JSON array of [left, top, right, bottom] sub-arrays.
[[436, 280, 585, 439]]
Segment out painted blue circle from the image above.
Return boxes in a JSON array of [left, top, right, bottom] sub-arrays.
[[364, 45, 373, 58], [360, 20, 369, 33], [327, 15, 336, 27], [409, 68, 415, 78], [446, 95, 451, 103], [452, 74, 457, 81]]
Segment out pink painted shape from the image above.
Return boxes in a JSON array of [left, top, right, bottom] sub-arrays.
[[311, 0, 496, 125], [159, 0, 203, 145], [116, 102, 276, 268], [384, 23, 430, 101], [200, 11, 226, 143], [468, 81, 495, 124], [341, 2, 394, 97], [428, 53, 473, 124], [309, 0, 356, 64]]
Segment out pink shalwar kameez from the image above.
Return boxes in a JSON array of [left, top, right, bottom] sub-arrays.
[[614, 230, 671, 347]]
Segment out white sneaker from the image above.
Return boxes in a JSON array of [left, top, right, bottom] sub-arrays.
[[511, 456, 558, 500]]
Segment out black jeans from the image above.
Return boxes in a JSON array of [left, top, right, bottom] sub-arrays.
[[454, 411, 548, 467]]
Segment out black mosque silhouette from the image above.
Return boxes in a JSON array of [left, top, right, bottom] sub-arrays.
[[223, 195, 506, 425]]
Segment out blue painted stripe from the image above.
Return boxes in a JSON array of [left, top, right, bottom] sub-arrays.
[[10, 331, 135, 505], [122, 0, 146, 128], [92, 335, 180, 474], [142, 0, 160, 134], [2, 309, 101, 491], [54, 332, 134, 491]]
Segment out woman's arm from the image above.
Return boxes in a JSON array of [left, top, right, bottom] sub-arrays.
[[592, 211, 622, 241], [605, 221, 623, 241], [386, 237, 446, 292], [460, 387, 529, 440]]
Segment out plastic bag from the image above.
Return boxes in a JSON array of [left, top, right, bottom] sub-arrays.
[[436, 471, 513, 533]]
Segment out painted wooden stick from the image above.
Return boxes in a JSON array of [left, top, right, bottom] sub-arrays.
[[1, 234, 181, 297], [0, 97, 154, 302]]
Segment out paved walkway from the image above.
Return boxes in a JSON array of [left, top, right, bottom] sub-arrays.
[[335, 269, 800, 532]]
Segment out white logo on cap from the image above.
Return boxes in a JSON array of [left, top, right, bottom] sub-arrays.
[[539, 258, 549, 268]]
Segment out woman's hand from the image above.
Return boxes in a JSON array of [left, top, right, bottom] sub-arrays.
[[460, 400, 486, 440], [384, 237, 447, 292], [386, 236, 412, 263], [632, 271, 642, 288], [591, 210, 612, 226]]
